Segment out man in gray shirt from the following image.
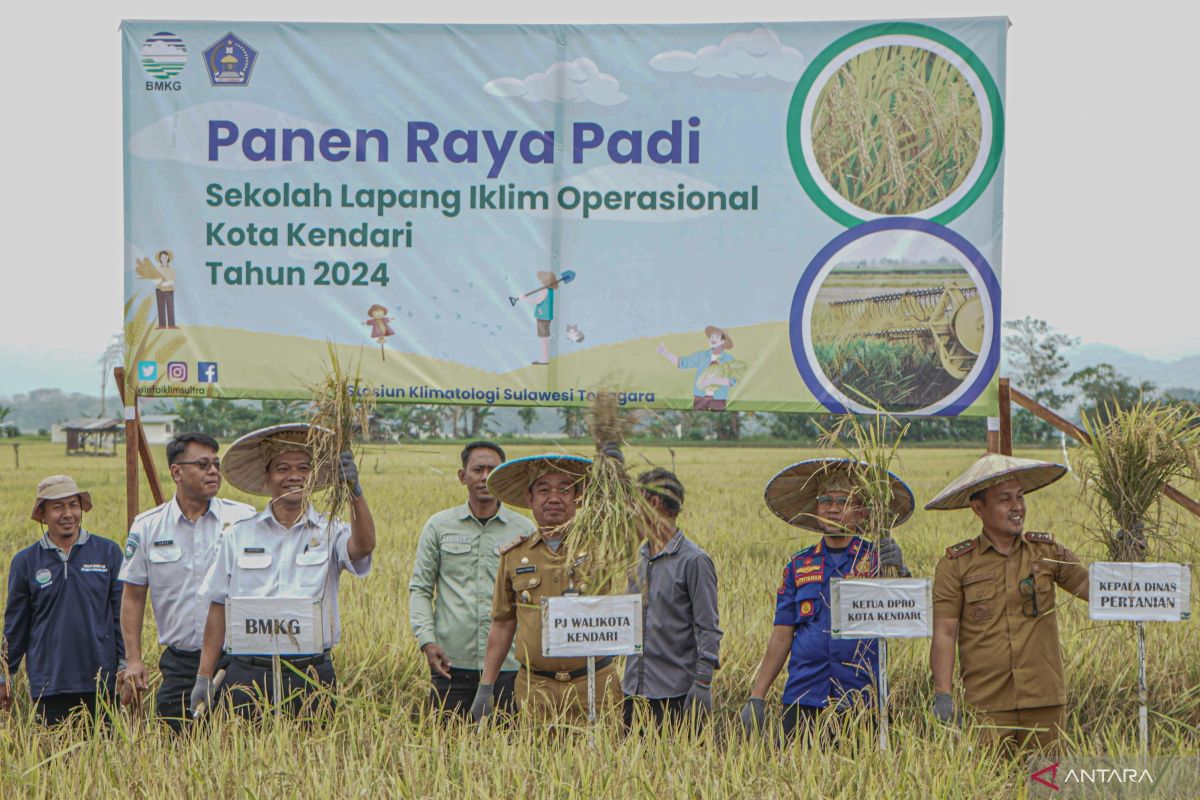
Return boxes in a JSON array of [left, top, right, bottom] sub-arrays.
[[622, 468, 722, 731]]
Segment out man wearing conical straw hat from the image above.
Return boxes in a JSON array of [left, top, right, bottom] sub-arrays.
[[927, 452, 1090, 753], [193, 423, 376, 717], [1, 476, 124, 725], [739, 459, 911, 738], [470, 453, 623, 724]]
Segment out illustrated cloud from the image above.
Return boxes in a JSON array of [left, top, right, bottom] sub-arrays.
[[484, 58, 628, 106], [650, 28, 804, 82], [129, 101, 325, 169]]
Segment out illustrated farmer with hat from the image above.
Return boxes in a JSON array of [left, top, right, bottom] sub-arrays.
[[193, 423, 376, 718], [514, 271, 569, 366], [471, 453, 623, 724], [739, 459, 911, 738], [927, 452, 1089, 753], [1, 476, 125, 724], [657, 325, 740, 411]]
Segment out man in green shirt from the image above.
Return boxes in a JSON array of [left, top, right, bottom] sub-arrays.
[[409, 441, 535, 717]]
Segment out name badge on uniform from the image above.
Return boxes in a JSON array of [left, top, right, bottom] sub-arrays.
[[238, 547, 271, 570], [515, 565, 537, 574], [154, 539, 175, 547], [225, 596, 323, 656]]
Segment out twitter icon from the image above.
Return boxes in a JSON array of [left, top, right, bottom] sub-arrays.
[[137, 361, 157, 381]]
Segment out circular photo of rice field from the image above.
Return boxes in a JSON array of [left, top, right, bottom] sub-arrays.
[[788, 218, 1000, 416], [787, 23, 1004, 226]]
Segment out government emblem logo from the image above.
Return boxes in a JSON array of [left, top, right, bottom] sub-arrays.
[[203, 32, 258, 87], [140, 32, 188, 80], [35, 569, 52, 585]]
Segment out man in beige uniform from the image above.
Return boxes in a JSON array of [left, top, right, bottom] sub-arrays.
[[927, 453, 1090, 752], [470, 453, 622, 723]]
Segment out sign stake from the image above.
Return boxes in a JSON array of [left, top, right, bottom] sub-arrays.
[[1137, 620, 1148, 756], [878, 638, 890, 751], [587, 656, 596, 725]]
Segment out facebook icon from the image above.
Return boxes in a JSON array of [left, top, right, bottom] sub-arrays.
[[198, 362, 219, 383]]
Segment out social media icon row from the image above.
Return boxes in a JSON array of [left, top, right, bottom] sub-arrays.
[[136, 361, 219, 383]]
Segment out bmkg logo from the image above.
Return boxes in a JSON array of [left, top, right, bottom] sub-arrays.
[[203, 33, 257, 87], [141, 32, 187, 91]]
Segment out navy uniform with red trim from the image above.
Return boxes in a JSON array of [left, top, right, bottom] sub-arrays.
[[774, 537, 879, 709]]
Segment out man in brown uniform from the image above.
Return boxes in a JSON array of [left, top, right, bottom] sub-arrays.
[[470, 453, 622, 723], [927, 453, 1090, 752]]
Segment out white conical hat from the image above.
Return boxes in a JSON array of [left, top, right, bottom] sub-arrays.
[[763, 458, 914, 532], [221, 423, 336, 496], [924, 452, 1067, 511], [486, 454, 593, 509]]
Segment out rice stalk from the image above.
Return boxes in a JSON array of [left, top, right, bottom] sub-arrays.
[[813, 45, 982, 214], [818, 410, 910, 576], [564, 391, 656, 594], [1076, 400, 1200, 561], [306, 342, 375, 525]]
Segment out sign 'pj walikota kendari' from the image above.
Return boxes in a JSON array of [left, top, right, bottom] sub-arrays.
[[123, 19, 1007, 415]]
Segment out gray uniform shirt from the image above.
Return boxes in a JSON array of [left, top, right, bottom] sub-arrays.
[[622, 529, 722, 699]]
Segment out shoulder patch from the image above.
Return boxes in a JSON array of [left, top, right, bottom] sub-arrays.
[[1024, 531, 1055, 544], [945, 539, 976, 558], [499, 534, 529, 555]]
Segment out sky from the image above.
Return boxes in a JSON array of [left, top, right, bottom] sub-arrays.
[[4, 0, 1198, 391]]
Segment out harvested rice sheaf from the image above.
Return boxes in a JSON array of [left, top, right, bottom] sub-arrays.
[[563, 392, 655, 594], [812, 45, 983, 215], [307, 344, 375, 524]]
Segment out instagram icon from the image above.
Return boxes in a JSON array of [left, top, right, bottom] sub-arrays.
[[167, 361, 189, 382]]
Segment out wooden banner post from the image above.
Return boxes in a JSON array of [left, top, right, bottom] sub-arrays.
[[115, 367, 165, 531]]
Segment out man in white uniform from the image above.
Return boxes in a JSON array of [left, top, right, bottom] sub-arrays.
[[194, 424, 376, 718], [119, 433, 255, 731]]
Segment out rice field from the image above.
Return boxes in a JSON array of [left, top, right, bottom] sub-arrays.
[[0, 441, 1196, 798], [812, 338, 961, 411], [812, 45, 983, 215]]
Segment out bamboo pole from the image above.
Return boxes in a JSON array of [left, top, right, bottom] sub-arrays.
[[117, 367, 139, 531]]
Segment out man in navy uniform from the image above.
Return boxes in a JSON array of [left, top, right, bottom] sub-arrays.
[[739, 459, 912, 738], [1, 476, 124, 724]]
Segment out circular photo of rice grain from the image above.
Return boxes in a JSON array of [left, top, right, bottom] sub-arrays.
[[788, 23, 1004, 227], [812, 45, 982, 216]]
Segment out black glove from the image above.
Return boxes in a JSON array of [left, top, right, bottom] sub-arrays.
[[739, 697, 767, 735], [338, 451, 363, 497], [600, 442, 624, 462], [684, 679, 713, 715], [877, 536, 909, 575], [933, 691, 956, 724], [470, 683, 495, 723]]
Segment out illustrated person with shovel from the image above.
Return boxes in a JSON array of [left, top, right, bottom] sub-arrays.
[[510, 270, 575, 366]]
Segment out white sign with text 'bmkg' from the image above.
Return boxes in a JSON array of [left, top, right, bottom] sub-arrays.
[[225, 596, 324, 656], [1089, 562, 1191, 622], [830, 578, 933, 639], [542, 594, 643, 658]]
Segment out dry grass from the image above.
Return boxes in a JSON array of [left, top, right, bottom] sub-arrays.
[[813, 45, 982, 215], [0, 442, 1196, 798]]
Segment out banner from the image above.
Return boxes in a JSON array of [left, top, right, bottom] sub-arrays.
[[830, 578, 933, 639], [122, 19, 1007, 414], [542, 594, 643, 657], [225, 596, 324, 656], [1089, 562, 1192, 622]]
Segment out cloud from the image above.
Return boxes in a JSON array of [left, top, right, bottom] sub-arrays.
[[650, 28, 804, 82], [484, 58, 627, 106], [128, 102, 325, 169]]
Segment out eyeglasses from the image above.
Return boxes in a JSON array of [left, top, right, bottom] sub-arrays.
[[532, 485, 576, 498], [816, 495, 850, 508], [176, 459, 221, 471], [1019, 575, 1038, 617]]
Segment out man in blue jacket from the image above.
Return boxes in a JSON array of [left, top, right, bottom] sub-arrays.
[[739, 459, 913, 739], [0, 475, 124, 724]]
